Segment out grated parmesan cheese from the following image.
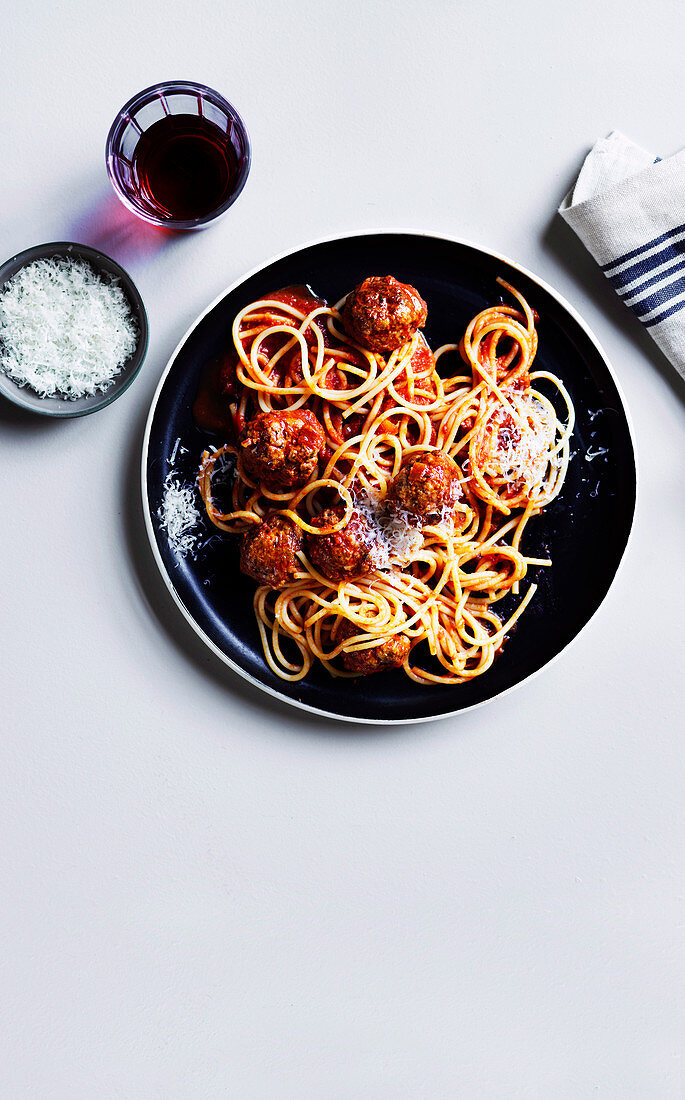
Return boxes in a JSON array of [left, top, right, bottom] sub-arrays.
[[585, 446, 608, 462], [158, 475, 201, 558], [168, 437, 189, 465], [480, 396, 557, 493], [0, 257, 138, 399], [354, 492, 424, 567]]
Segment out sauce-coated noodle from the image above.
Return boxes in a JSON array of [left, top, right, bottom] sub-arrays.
[[197, 280, 575, 683]]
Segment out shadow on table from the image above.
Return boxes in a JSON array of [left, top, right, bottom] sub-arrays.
[[67, 188, 180, 270], [120, 400, 437, 741], [543, 198, 685, 406], [0, 398, 73, 433]]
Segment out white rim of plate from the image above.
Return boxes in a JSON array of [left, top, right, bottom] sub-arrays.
[[141, 228, 639, 726]]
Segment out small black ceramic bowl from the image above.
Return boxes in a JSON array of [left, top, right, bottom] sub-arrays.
[[0, 241, 148, 417]]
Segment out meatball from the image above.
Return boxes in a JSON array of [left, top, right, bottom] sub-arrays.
[[390, 451, 461, 522], [336, 619, 411, 675], [239, 514, 303, 588], [306, 507, 383, 582], [343, 276, 427, 353], [240, 409, 326, 490]]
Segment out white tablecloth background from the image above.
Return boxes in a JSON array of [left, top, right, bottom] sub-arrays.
[[1, 1, 683, 1095]]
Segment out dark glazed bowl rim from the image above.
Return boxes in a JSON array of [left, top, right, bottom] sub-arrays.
[[105, 80, 252, 231], [0, 241, 149, 418]]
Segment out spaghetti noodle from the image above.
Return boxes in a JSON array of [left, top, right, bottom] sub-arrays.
[[197, 277, 575, 684]]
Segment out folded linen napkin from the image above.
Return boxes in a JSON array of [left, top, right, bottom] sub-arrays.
[[559, 130, 685, 379]]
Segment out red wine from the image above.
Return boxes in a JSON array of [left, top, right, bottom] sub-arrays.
[[133, 114, 238, 221]]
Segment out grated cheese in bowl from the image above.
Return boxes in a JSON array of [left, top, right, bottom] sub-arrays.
[[0, 256, 138, 400]]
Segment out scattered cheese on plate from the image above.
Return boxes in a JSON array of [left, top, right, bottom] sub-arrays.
[[158, 474, 201, 558]]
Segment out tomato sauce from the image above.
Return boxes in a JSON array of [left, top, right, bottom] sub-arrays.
[[192, 351, 238, 436], [192, 287, 327, 434]]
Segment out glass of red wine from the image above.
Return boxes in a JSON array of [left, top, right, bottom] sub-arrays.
[[106, 81, 251, 230]]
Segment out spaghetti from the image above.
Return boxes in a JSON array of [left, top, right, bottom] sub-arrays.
[[197, 277, 575, 684]]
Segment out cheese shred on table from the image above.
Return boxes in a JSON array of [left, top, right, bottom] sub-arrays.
[[0, 257, 138, 399]]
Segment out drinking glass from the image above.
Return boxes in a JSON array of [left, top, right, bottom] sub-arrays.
[[106, 80, 251, 230]]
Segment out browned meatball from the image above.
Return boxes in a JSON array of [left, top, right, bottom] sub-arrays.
[[240, 409, 326, 490], [239, 515, 303, 588], [390, 451, 461, 522], [336, 618, 411, 675], [343, 276, 427, 353], [306, 507, 383, 582]]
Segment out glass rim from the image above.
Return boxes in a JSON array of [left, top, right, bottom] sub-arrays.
[[105, 79, 251, 230]]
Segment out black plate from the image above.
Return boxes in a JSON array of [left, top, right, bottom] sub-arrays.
[[143, 232, 636, 723]]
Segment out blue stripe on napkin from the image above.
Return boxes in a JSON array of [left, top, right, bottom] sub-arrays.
[[643, 297, 685, 328], [599, 214, 685, 328], [620, 255, 685, 300], [606, 235, 685, 290], [625, 272, 685, 318], [601, 220, 685, 273]]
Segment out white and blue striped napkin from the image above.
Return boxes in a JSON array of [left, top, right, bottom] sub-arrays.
[[559, 130, 685, 379]]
